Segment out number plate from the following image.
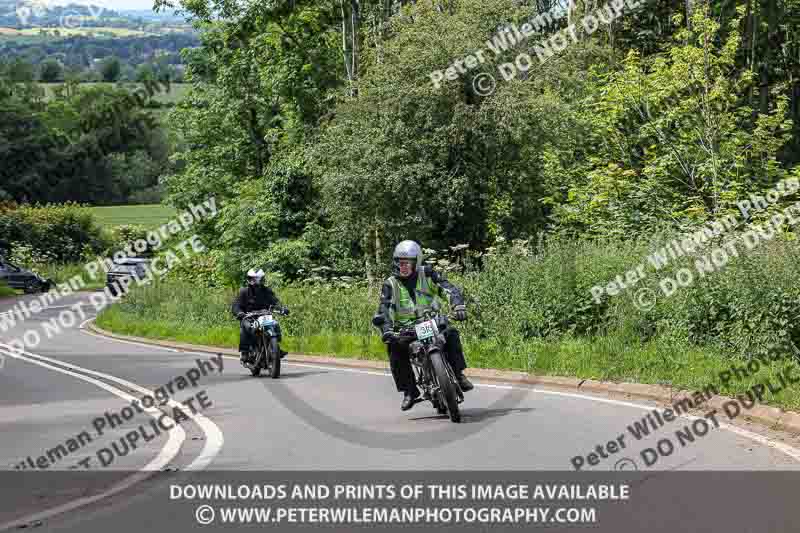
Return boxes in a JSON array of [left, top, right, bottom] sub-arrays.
[[414, 319, 438, 340], [258, 315, 274, 327]]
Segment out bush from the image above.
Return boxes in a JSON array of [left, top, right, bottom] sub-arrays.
[[0, 203, 109, 264]]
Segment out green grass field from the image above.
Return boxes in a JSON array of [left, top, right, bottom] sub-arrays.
[[39, 83, 190, 105], [89, 204, 177, 229], [0, 26, 153, 40]]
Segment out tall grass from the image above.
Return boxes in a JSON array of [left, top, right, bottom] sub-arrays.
[[96, 234, 800, 410]]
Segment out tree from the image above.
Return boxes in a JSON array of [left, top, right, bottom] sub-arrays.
[[39, 59, 63, 83], [100, 56, 122, 82], [135, 63, 156, 82]]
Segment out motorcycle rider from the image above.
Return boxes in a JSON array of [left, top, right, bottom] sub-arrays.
[[232, 268, 289, 363], [374, 240, 474, 411]]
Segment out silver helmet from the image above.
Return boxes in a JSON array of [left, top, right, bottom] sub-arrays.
[[392, 240, 423, 279]]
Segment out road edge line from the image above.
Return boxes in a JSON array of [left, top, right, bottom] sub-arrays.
[[85, 320, 800, 437]]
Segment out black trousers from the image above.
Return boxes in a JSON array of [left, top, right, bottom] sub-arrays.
[[239, 319, 281, 352], [388, 328, 467, 393]]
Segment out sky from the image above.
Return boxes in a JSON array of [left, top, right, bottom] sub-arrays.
[[47, 0, 158, 11]]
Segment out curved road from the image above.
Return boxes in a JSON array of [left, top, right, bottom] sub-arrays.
[[1, 291, 800, 531]]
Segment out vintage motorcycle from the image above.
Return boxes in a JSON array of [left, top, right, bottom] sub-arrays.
[[241, 306, 288, 378], [374, 305, 465, 423]]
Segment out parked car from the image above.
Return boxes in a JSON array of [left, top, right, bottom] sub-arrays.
[[106, 258, 150, 295], [0, 261, 52, 293]]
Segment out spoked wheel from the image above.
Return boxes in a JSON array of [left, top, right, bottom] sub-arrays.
[[430, 350, 460, 423], [268, 337, 281, 379], [250, 339, 263, 377], [432, 397, 447, 415]]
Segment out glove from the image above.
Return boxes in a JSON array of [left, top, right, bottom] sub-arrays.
[[236, 312, 245, 320], [453, 305, 467, 322], [381, 330, 396, 345], [282, 306, 290, 316]]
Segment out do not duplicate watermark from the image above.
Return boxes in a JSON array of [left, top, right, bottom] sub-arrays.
[[429, 0, 644, 96], [12, 355, 223, 471]]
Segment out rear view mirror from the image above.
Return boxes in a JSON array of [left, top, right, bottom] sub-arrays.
[[372, 314, 386, 327]]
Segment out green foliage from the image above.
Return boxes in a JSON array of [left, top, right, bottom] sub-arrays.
[[555, 6, 793, 236], [0, 203, 108, 263], [100, 56, 122, 82], [39, 59, 63, 82], [0, 281, 16, 298]]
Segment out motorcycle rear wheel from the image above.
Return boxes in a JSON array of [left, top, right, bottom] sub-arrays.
[[430, 350, 460, 423]]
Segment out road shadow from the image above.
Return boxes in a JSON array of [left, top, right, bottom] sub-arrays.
[[408, 407, 534, 423], [232, 370, 329, 381], [274, 370, 330, 379], [459, 407, 535, 423]]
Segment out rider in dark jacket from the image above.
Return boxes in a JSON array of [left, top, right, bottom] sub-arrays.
[[232, 268, 288, 362]]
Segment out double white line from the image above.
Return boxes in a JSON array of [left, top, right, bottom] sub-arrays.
[[0, 341, 224, 531]]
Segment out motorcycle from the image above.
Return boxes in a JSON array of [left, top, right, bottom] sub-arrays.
[[374, 305, 465, 423], [241, 306, 288, 378]]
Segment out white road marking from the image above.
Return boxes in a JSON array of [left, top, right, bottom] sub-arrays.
[[0, 346, 185, 532], [0, 342, 223, 471], [81, 319, 800, 464], [245, 361, 800, 463], [0, 304, 80, 317]]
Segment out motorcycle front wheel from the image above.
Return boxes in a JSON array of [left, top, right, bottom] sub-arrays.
[[430, 350, 460, 423], [250, 337, 263, 377], [268, 337, 281, 379]]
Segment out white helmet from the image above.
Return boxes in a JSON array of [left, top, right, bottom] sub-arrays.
[[246, 268, 265, 287]]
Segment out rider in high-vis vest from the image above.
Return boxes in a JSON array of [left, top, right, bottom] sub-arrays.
[[374, 240, 474, 411]]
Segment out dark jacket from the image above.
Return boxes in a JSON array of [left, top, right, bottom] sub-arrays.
[[375, 266, 464, 332], [231, 285, 281, 317]]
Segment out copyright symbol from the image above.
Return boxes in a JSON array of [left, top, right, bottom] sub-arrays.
[[614, 457, 638, 471], [472, 72, 496, 97], [60, 12, 82, 28], [195, 505, 215, 525], [633, 288, 656, 311]]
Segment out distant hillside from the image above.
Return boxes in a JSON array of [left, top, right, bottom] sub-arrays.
[[118, 9, 186, 23], [0, 0, 190, 31]]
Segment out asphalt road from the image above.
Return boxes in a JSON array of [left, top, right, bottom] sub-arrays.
[[2, 291, 800, 532]]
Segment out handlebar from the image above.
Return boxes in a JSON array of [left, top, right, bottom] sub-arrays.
[[241, 306, 288, 319], [394, 312, 457, 337]]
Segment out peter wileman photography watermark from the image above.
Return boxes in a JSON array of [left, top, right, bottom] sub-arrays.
[[589, 177, 800, 310], [0, 197, 219, 354], [15, 0, 109, 29], [0, 196, 217, 333], [429, 0, 644, 96], [570, 348, 800, 471], [11, 355, 222, 470]]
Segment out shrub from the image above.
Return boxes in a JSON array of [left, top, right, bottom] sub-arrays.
[[0, 203, 109, 263]]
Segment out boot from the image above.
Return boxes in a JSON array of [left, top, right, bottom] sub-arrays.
[[401, 388, 421, 411], [457, 372, 474, 391]]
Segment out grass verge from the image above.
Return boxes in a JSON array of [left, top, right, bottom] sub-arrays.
[[38, 263, 105, 290], [95, 279, 800, 413], [0, 282, 16, 299]]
